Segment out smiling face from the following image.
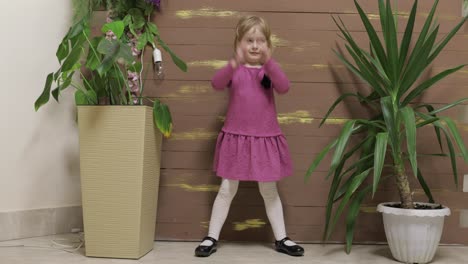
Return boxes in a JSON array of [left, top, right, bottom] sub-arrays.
[[237, 25, 268, 65]]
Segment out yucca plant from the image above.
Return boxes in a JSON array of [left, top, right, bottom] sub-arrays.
[[305, 0, 467, 253]]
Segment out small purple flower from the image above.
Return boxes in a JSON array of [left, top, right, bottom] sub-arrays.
[[145, 0, 160, 8]]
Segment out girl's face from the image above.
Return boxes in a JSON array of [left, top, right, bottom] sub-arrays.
[[238, 25, 269, 65]]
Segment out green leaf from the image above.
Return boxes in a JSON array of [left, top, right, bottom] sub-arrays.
[[399, 0, 417, 69], [399, 25, 439, 97], [136, 31, 149, 50], [56, 39, 70, 63], [345, 185, 372, 253], [373, 132, 388, 196], [157, 37, 188, 72], [328, 121, 356, 179], [101, 21, 125, 39], [417, 112, 460, 188], [305, 139, 338, 182], [380, 96, 398, 152], [334, 154, 374, 201], [74, 89, 88, 105], [343, 45, 387, 94], [332, 16, 389, 92], [51, 75, 73, 102], [354, 0, 388, 71], [61, 43, 83, 72], [320, 93, 378, 127], [441, 117, 468, 162], [427, 98, 468, 115], [417, 168, 434, 203], [326, 168, 371, 240], [123, 14, 132, 26], [35, 73, 54, 111], [128, 8, 145, 29], [401, 107, 417, 178], [398, 1, 440, 96], [384, 0, 399, 85], [415, 104, 443, 152], [68, 19, 85, 39], [96, 39, 134, 75], [147, 22, 160, 36], [75, 89, 98, 105], [85, 37, 102, 70], [402, 65, 466, 105], [129, 61, 143, 73], [444, 131, 459, 188], [153, 101, 173, 137], [427, 16, 467, 65]]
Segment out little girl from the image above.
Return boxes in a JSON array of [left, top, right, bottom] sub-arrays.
[[195, 15, 304, 257]]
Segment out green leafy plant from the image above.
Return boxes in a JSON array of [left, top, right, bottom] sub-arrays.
[[35, 0, 186, 137], [305, 0, 467, 253]]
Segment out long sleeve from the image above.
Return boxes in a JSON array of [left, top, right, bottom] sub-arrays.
[[211, 63, 235, 90], [263, 59, 290, 94]]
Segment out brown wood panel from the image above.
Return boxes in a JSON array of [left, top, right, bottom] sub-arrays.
[[155, 207, 468, 244], [162, 129, 468, 155], [156, 27, 468, 52], [160, 0, 461, 14], [142, 46, 468, 84], [145, 81, 468, 105], [90, 0, 468, 244], [151, 10, 466, 33], [160, 149, 468, 173]]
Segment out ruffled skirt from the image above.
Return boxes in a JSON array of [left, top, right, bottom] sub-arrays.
[[213, 131, 293, 182]]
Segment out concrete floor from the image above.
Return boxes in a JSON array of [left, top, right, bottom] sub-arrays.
[[1, 234, 467, 264]]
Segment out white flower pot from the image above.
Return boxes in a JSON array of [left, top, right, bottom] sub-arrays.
[[377, 202, 451, 264]]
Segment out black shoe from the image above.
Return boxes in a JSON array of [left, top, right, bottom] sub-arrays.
[[275, 237, 304, 256], [195, 236, 218, 257]]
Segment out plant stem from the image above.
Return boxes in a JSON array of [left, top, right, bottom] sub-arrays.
[[394, 153, 414, 209], [139, 45, 145, 105]]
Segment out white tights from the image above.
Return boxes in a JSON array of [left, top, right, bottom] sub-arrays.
[[201, 179, 295, 246]]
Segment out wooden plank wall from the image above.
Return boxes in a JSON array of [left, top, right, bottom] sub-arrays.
[[99, 0, 468, 244]]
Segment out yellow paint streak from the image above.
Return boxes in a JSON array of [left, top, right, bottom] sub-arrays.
[[367, 12, 411, 20], [271, 34, 319, 51], [200, 221, 209, 229], [188, 60, 227, 69], [221, 112, 349, 125], [168, 183, 219, 192], [233, 219, 266, 231], [277, 111, 313, 124], [179, 85, 211, 94], [283, 64, 344, 71], [419, 13, 459, 21], [176, 8, 239, 19], [271, 34, 289, 47], [360, 206, 377, 213], [459, 70, 468, 75], [413, 189, 453, 195], [171, 128, 217, 140], [323, 118, 351, 125]]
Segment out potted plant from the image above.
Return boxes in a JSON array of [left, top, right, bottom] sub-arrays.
[[306, 0, 467, 263], [34, 0, 187, 259]]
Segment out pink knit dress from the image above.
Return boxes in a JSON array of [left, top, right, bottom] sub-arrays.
[[211, 59, 293, 182]]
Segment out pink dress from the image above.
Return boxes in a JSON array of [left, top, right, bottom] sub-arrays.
[[211, 59, 293, 182]]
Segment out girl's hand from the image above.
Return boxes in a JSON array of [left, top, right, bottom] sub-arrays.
[[230, 47, 245, 69], [261, 47, 272, 65]]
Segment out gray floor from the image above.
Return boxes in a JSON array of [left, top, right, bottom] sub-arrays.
[[1, 234, 467, 264]]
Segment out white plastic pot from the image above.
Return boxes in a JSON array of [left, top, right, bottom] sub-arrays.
[[377, 202, 451, 264]]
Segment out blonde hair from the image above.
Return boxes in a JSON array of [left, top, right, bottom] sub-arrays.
[[234, 15, 272, 49]]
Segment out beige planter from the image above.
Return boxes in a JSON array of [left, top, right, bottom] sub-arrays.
[[78, 106, 162, 259]]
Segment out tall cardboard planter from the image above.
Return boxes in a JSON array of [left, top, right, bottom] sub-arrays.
[[77, 106, 162, 259]]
